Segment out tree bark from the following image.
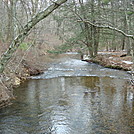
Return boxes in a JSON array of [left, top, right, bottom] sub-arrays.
[[78, 20, 134, 40], [6, 0, 16, 43], [79, 0, 94, 57], [0, 0, 67, 73], [93, 27, 100, 56]]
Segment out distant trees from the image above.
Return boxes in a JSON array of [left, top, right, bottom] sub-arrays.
[[0, 0, 133, 73], [53, 0, 134, 57]]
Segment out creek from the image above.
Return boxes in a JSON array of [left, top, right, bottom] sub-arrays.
[[0, 53, 133, 134]]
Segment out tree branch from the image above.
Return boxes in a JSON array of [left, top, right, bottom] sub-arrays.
[[77, 20, 134, 40], [0, 0, 67, 73]]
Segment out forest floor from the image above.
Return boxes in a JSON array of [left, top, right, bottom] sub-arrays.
[[91, 51, 133, 71]]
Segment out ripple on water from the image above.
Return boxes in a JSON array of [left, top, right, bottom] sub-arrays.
[[0, 57, 133, 134], [31, 59, 130, 80]]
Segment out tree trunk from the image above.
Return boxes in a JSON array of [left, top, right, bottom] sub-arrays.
[[94, 27, 100, 56], [132, 40, 134, 81], [6, 0, 16, 43], [122, 35, 125, 50], [124, 0, 131, 55], [91, 0, 100, 57], [122, 16, 127, 50], [126, 37, 131, 56], [0, 0, 67, 73], [85, 23, 93, 57]]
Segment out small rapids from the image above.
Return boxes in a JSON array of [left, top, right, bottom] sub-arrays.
[[31, 58, 130, 80], [0, 54, 133, 134]]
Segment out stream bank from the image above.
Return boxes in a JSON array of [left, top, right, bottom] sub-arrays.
[[0, 54, 50, 109], [90, 52, 133, 71], [0, 53, 78, 108], [0, 52, 133, 109], [90, 52, 134, 92], [0, 53, 133, 134]]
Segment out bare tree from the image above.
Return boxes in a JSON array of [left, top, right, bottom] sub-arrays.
[[0, 0, 67, 73]]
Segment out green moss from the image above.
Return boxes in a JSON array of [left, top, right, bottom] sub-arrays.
[[47, 50, 62, 54], [127, 11, 134, 16], [19, 42, 31, 50], [102, 0, 111, 4]]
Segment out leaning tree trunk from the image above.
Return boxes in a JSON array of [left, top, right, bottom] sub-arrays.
[[0, 0, 67, 73]]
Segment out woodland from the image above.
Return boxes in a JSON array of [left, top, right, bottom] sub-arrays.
[[0, 0, 134, 107]]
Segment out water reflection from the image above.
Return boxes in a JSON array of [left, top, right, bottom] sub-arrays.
[[0, 76, 133, 134]]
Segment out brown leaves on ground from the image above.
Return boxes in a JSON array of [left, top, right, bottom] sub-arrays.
[[92, 51, 133, 71]]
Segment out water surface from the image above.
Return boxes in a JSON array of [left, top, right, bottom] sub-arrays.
[[0, 55, 133, 134]]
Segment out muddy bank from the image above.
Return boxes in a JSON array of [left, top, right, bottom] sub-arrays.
[[0, 55, 133, 134], [0, 65, 29, 108], [0, 53, 77, 108], [0, 33, 63, 109], [0, 52, 133, 108], [0, 60, 46, 108], [0, 55, 50, 109], [90, 52, 133, 71], [90, 52, 134, 91]]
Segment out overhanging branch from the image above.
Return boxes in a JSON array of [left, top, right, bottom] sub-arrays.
[[0, 0, 67, 73], [77, 20, 134, 40]]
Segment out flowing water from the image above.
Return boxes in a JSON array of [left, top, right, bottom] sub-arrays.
[[0, 54, 134, 134]]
